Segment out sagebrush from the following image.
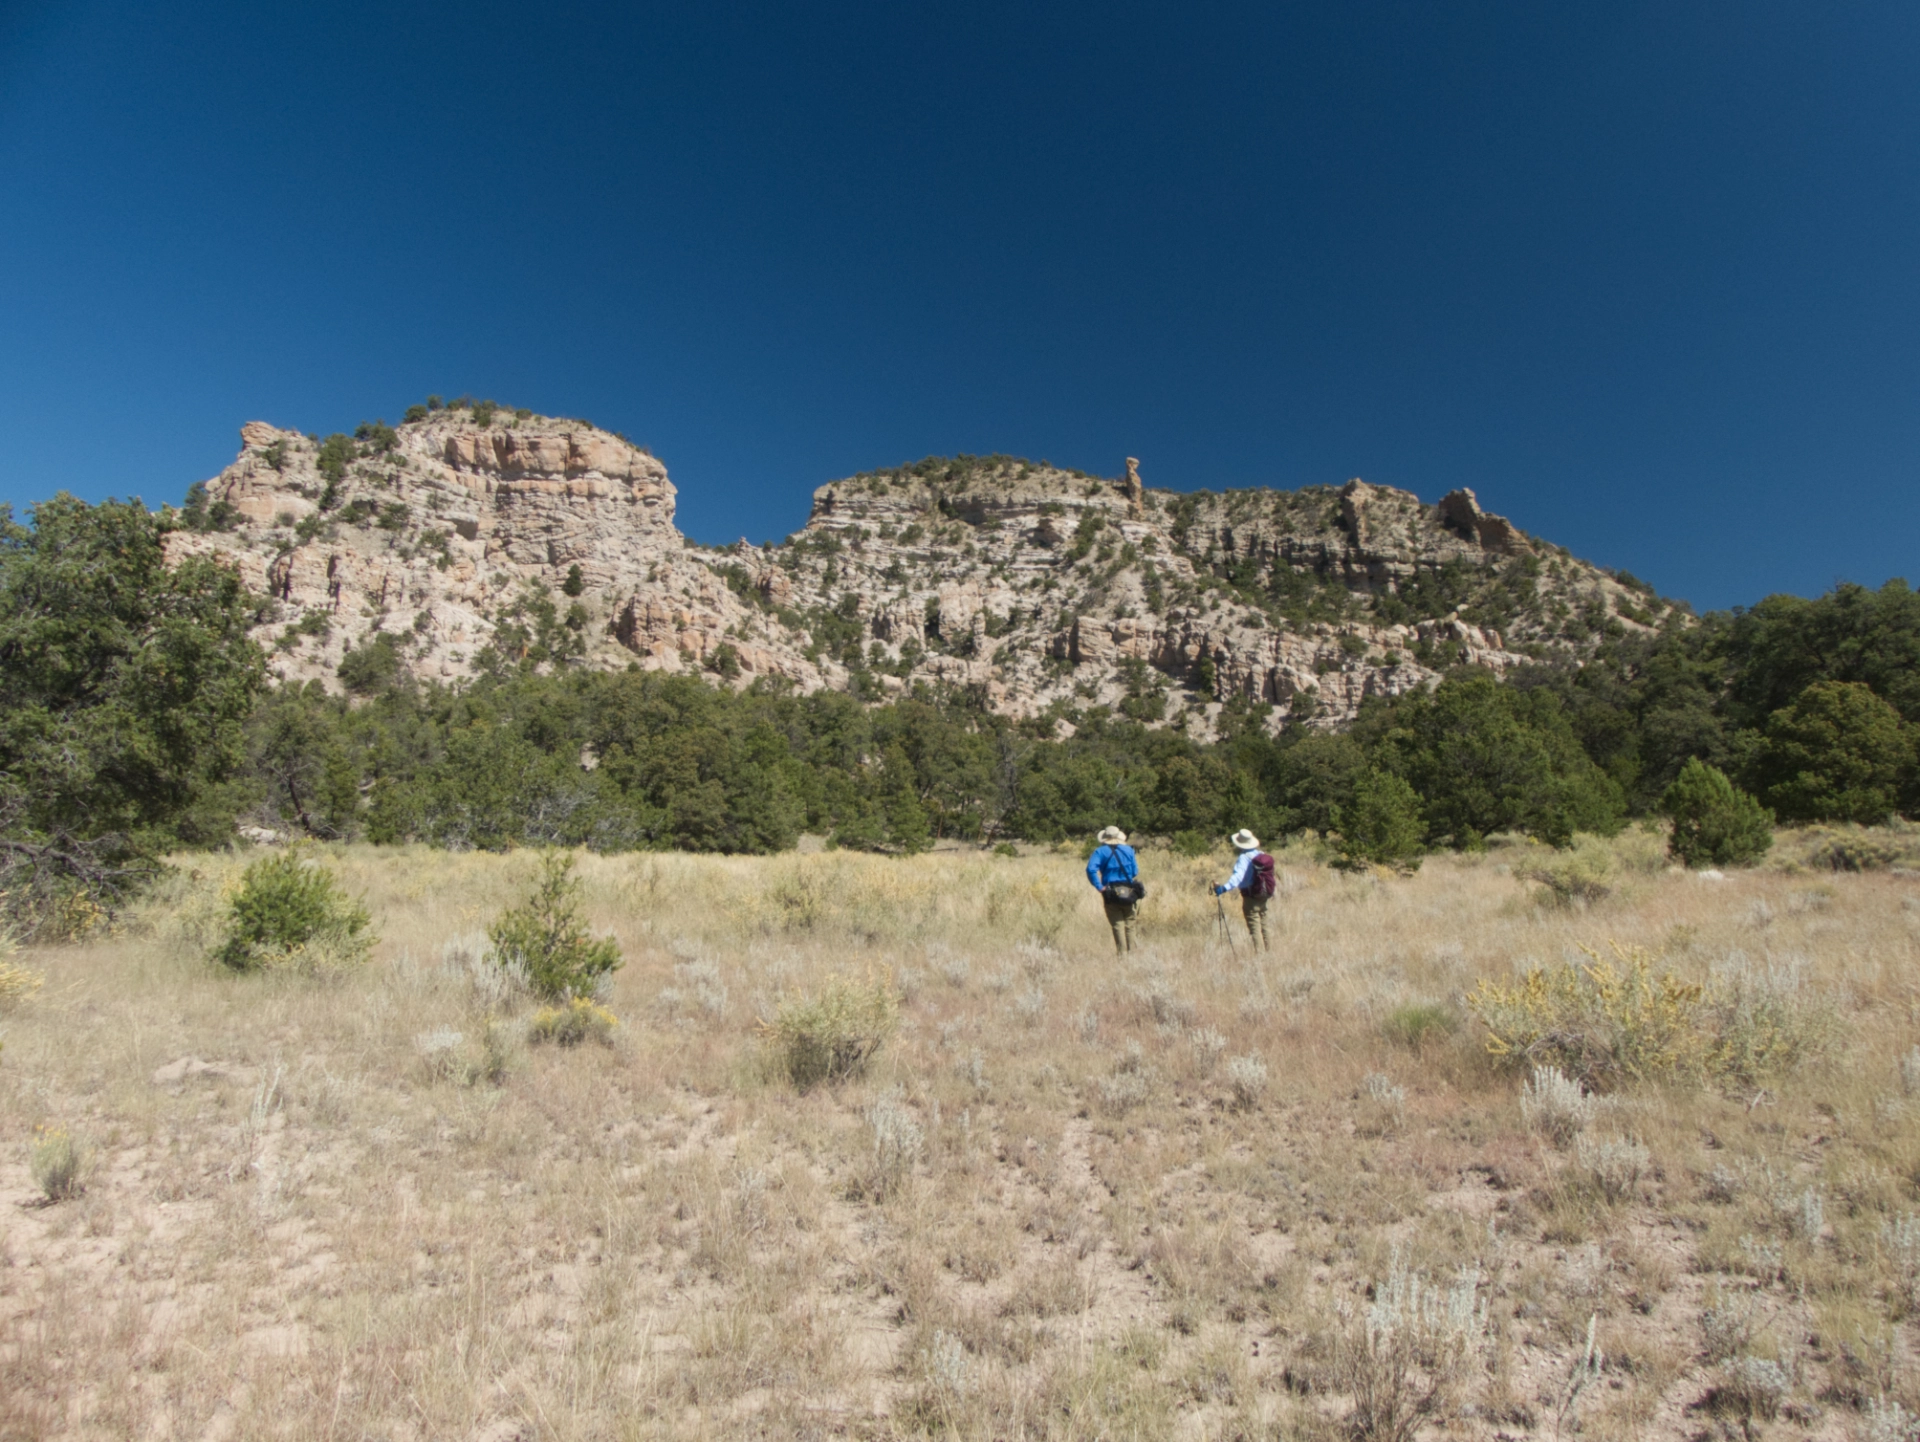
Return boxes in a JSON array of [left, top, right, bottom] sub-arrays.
[[762, 972, 898, 1088], [29, 1123, 83, 1201]]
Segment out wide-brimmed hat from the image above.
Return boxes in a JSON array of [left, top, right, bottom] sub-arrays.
[[1097, 826, 1127, 845], [1230, 829, 1260, 851]]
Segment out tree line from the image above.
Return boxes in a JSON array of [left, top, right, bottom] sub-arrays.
[[3, 495, 1918, 930]]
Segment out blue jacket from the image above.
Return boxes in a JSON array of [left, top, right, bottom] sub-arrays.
[[1086, 844, 1138, 891]]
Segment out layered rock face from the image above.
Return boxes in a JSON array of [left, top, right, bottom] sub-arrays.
[[769, 458, 1646, 730], [165, 412, 822, 689], [168, 411, 1673, 733]]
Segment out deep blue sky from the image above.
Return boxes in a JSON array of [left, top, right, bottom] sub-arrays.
[[1, 1, 1915, 611]]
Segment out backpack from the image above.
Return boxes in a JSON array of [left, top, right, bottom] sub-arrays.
[[1245, 852, 1277, 899]]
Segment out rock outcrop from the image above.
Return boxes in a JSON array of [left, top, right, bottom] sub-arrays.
[[166, 412, 822, 690], [167, 410, 1673, 734]]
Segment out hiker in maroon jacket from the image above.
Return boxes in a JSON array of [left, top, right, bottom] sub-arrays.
[[1213, 828, 1276, 952]]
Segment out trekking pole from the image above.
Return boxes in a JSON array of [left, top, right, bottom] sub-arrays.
[[1214, 888, 1238, 957]]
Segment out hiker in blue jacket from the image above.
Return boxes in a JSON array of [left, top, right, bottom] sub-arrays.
[[1213, 828, 1276, 952], [1086, 825, 1143, 953]]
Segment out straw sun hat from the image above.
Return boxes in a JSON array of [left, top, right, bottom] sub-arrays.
[[1230, 829, 1260, 850], [1097, 826, 1128, 844]]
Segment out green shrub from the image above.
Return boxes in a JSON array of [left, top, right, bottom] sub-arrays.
[[337, 634, 403, 696], [278, 609, 332, 651], [762, 972, 898, 1089], [1819, 832, 1903, 870], [180, 480, 240, 532], [1332, 769, 1425, 872], [1661, 759, 1774, 868], [486, 852, 621, 999], [708, 642, 742, 680], [1382, 1002, 1458, 1050], [562, 564, 585, 597], [1787, 823, 1920, 871], [527, 997, 619, 1047], [1514, 834, 1617, 905], [29, 1123, 84, 1201], [315, 433, 356, 486], [213, 850, 372, 971], [353, 419, 398, 453]]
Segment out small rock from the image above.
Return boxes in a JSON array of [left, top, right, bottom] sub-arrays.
[[151, 1056, 227, 1087]]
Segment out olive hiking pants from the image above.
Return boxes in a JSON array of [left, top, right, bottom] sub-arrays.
[[1241, 893, 1271, 952]]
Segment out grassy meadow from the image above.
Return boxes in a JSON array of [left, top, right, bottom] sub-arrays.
[[4, 832, 1920, 1439]]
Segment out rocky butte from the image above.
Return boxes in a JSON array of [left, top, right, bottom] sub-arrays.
[[165, 406, 1677, 736]]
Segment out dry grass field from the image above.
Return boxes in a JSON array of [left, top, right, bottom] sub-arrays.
[[4, 831, 1920, 1440]]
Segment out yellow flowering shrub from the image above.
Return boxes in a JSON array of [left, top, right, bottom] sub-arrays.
[[0, 957, 42, 1009], [527, 996, 619, 1048], [1469, 941, 1826, 1091]]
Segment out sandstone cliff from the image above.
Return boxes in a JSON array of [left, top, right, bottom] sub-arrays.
[[165, 412, 826, 691], [167, 408, 1676, 734]]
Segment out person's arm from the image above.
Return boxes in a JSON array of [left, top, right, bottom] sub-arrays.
[[1086, 848, 1105, 890], [1215, 851, 1252, 894]]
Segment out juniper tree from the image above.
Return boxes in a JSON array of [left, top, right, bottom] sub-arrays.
[[0, 496, 265, 928], [1660, 758, 1773, 868]]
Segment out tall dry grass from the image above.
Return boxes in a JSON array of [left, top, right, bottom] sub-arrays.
[[1, 829, 1918, 1437]]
